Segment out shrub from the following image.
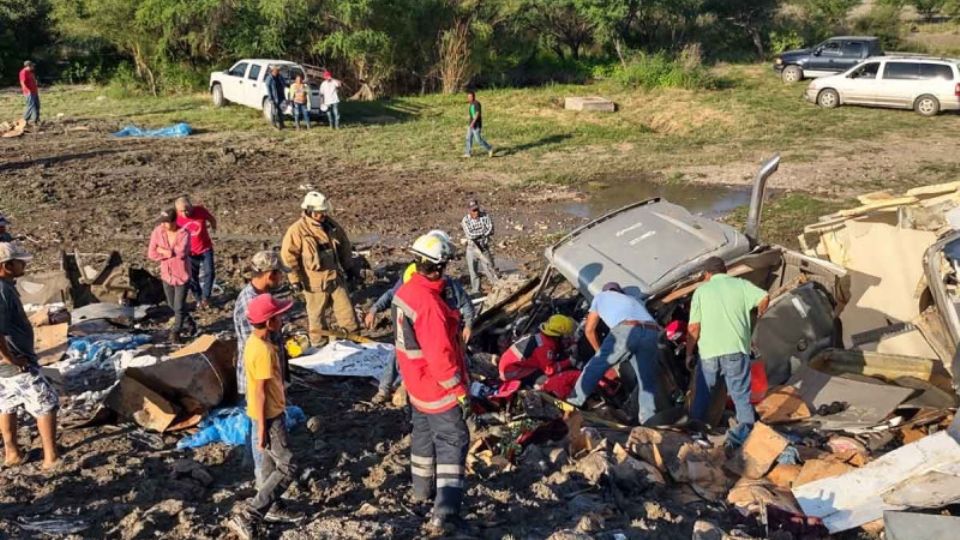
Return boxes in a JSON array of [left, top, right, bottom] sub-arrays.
[[611, 52, 717, 90], [769, 30, 806, 53], [853, 4, 904, 50]]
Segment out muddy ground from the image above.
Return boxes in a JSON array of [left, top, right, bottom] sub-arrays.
[[0, 127, 760, 539]]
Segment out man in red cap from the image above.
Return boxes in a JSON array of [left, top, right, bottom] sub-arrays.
[[227, 294, 301, 539], [319, 70, 341, 129]]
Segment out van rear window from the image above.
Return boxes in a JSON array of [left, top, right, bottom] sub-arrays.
[[919, 63, 955, 80]]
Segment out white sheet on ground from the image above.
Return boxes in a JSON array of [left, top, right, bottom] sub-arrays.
[[290, 340, 394, 379]]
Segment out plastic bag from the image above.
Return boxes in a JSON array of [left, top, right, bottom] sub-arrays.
[[176, 405, 306, 449], [113, 123, 192, 138]]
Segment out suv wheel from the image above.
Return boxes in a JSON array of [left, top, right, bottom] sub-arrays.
[[914, 95, 940, 117], [211, 84, 225, 107], [781, 65, 803, 84], [262, 99, 274, 122], [817, 88, 840, 109]]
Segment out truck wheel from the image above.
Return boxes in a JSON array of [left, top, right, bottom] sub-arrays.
[[262, 99, 274, 122], [781, 65, 803, 84], [211, 84, 225, 107], [817, 88, 840, 109], [914, 95, 940, 117]]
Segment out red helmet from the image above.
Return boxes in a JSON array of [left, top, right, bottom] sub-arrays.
[[247, 294, 293, 325], [322, 70, 332, 80]]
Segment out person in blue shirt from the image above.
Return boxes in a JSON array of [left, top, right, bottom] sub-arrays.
[[567, 282, 661, 424], [265, 66, 287, 130]]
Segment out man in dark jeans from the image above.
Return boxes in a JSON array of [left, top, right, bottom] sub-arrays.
[[687, 257, 770, 444], [265, 66, 286, 130], [175, 195, 217, 309], [19, 61, 40, 126], [227, 294, 302, 539], [463, 90, 494, 158]]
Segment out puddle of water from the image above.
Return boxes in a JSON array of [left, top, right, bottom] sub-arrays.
[[563, 175, 753, 220]]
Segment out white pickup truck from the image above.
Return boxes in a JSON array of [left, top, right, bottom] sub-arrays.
[[209, 59, 322, 120]]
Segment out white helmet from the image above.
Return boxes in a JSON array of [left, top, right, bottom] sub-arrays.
[[410, 231, 455, 264], [301, 191, 331, 213]]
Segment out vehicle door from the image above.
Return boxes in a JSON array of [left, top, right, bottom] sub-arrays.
[[840, 61, 881, 104], [919, 63, 958, 106], [241, 63, 265, 108], [921, 233, 960, 367], [221, 62, 249, 103], [808, 40, 843, 72], [838, 41, 867, 70], [879, 61, 921, 107]]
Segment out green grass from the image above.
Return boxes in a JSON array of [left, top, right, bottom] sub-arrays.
[[2, 64, 957, 190]]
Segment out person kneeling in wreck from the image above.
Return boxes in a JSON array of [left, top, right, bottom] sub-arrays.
[[498, 314, 581, 398], [566, 282, 662, 424]]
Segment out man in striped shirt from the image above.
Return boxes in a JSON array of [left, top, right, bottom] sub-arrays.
[[460, 200, 499, 294]]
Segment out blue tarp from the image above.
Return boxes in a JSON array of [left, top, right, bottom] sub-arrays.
[[176, 405, 306, 449], [66, 334, 152, 365], [113, 122, 192, 138]]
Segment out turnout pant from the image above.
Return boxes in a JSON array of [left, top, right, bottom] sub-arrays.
[[410, 407, 469, 518], [246, 414, 296, 518], [569, 324, 660, 424], [303, 284, 358, 346], [465, 244, 498, 294]]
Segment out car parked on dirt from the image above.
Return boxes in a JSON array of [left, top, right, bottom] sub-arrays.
[[209, 59, 322, 121], [774, 36, 883, 84], [805, 55, 960, 116]]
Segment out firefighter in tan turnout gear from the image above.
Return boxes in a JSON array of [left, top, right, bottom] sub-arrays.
[[393, 231, 472, 535], [281, 192, 360, 347]]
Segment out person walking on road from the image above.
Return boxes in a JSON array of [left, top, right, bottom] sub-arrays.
[[393, 232, 472, 535], [281, 192, 359, 348], [567, 282, 662, 425], [0, 215, 13, 243], [0, 243, 60, 470], [226, 293, 303, 539], [234, 251, 290, 396], [463, 90, 493, 158], [147, 209, 195, 343], [461, 200, 499, 294], [686, 257, 769, 442], [287, 74, 311, 130], [175, 195, 217, 309], [19, 61, 40, 126], [319, 71, 341, 129], [265, 65, 286, 130]]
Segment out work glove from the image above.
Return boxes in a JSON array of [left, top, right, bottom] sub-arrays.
[[458, 395, 473, 421], [290, 282, 304, 294]]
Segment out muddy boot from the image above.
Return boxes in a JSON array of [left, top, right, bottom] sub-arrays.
[[264, 502, 305, 524], [371, 389, 391, 406], [425, 513, 473, 538]]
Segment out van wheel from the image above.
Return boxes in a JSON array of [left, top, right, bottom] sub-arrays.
[[817, 88, 840, 109], [262, 99, 274, 122], [915, 95, 940, 117], [781, 66, 803, 84], [211, 84, 225, 107]]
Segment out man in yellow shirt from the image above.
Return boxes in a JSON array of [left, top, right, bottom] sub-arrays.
[[227, 293, 299, 539]]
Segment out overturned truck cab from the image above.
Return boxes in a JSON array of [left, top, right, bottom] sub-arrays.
[[476, 155, 851, 424]]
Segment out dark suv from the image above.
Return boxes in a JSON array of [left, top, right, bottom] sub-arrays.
[[774, 36, 884, 83]]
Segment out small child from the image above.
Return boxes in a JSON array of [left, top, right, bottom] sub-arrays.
[[226, 294, 302, 539]]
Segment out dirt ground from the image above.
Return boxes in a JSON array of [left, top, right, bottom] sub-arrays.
[[0, 127, 744, 540]]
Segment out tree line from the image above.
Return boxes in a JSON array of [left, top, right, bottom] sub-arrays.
[[2, 0, 958, 97]]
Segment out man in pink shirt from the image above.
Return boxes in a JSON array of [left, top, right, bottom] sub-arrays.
[[175, 195, 217, 309], [19, 61, 39, 126]]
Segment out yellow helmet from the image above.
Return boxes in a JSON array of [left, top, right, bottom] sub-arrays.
[[402, 262, 417, 283], [541, 314, 576, 337]]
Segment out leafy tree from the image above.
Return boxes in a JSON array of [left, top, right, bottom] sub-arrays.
[[912, 0, 947, 21], [0, 0, 54, 80], [802, 0, 863, 30], [706, 0, 781, 58]]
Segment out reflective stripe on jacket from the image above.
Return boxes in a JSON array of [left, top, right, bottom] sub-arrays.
[[498, 332, 570, 382], [393, 272, 468, 414], [281, 215, 354, 291]]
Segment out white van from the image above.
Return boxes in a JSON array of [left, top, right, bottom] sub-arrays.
[[805, 55, 960, 116]]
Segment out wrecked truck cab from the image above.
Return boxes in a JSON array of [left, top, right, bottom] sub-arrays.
[[538, 155, 849, 394]]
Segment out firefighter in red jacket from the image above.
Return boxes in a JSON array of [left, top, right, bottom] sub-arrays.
[[499, 314, 581, 398], [393, 231, 471, 534]]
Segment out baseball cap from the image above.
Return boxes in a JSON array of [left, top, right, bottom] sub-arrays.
[[24, 60, 34, 67], [246, 293, 294, 325], [155, 209, 176, 223], [251, 250, 290, 274], [0, 242, 33, 264], [323, 70, 332, 79], [468, 199, 480, 210]]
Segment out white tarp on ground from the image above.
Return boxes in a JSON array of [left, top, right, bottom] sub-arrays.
[[290, 341, 394, 380]]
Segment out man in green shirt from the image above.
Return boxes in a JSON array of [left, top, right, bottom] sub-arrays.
[[686, 257, 769, 437], [463, 91, 494, 158]]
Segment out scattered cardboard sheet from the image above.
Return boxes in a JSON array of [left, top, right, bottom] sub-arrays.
[[787, 367, 914, 431], [756, 386, 811, 424], [793, 431, 960, 533], [725, 422, 789, 479], [35, 323, 69, 366]]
